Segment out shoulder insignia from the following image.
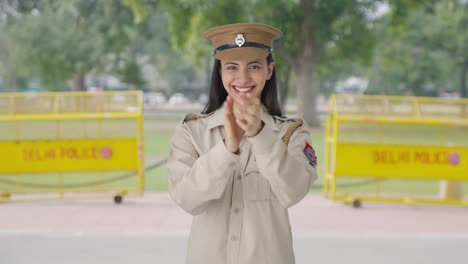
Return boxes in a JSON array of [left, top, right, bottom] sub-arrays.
[[304, 142, 317, 167], [274, 115, 302, 123], [281, 118, 304, 145]]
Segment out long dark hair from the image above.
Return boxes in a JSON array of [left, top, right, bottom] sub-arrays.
[[202, 54, 283, 117]]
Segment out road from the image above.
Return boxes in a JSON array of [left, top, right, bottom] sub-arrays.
[[1, 193, 467, 264], [1, 231, 466, 264]]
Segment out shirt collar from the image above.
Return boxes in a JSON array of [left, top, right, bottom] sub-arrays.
[[207, 102, 279, 131]]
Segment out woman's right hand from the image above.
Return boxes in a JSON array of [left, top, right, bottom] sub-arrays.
[[224, 95, 244, 154]]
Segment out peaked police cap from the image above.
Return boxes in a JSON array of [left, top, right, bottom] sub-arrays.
[[202, 23, 282, 61]]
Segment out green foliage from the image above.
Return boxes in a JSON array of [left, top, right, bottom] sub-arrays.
[[121, 60, 145, 88], [139, 9, 205, 93], [160, 0, 250, 68], [121, 0, 155, 24], [2, 0, 154, 90], [2, 0, 465, 97], [366, 0, 465, 96]]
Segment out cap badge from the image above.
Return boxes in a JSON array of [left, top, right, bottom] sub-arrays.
[[235, 33, 245, 47]]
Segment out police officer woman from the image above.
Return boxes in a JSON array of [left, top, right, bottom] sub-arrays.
[[167, 23, 317, 264]]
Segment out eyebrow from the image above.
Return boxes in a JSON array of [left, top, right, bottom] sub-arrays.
[[223, 60, 263, 66]]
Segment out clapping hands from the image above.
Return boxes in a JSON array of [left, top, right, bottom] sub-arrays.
[[224, 93, 263, 153]]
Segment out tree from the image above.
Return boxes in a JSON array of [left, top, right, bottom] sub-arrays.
[[113, 0, 461, 113], [0, 0, 38, 91], [139, 8, 207, 96], [4, 0, 157, 91], [365, 0, 466, 96], [0, 26, 15, 91], [158, 0, 386, 126]]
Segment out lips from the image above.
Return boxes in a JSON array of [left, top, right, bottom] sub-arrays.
[[233, 86, 255, 93]]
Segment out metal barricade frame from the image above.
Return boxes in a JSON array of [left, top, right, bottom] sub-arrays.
[[0, 91, 145, 203], [324, 94, 468, 207]]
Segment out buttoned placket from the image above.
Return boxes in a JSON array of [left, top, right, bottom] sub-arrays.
[[226, 139, 248, 264]]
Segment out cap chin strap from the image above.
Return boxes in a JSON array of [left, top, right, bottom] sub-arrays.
[[213, 42, 273, 56]]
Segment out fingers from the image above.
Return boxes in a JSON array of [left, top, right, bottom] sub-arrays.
[[224, 96, 244, 153], [236, 115, 262, 137], [233, 106, 261, 136], [232, 94, 259, 115], [225, 96, 235, 129], [235, 118, 248, 131], [225, 95, 234, 115], [231, 92, 260, 108], [228, 93, 262, 136], [236, 113, 256, 127], [233, 103, 260, 121]]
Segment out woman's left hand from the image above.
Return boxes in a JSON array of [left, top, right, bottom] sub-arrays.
[[232, 93, 264, 137]]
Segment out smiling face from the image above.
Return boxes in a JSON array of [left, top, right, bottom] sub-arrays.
[[220, 58, 275, 98]]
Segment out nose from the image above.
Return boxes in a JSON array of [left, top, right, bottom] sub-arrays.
[[237, 68, 250, 85]]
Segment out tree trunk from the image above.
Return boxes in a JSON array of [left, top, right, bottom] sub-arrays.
[[295, 61, 319, 126], [71, 74, 86, 91], [296, 0, 320, 127]]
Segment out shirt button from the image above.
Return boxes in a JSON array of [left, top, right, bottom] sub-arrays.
[[231, 235, 238, 241], [233, 208, 240, 214], [237, 175, 242, 180]]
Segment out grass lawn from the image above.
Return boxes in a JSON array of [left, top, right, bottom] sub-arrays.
[[0, 117, 466, 199]]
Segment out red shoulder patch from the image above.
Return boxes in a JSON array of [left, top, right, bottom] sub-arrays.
[[304, 142, 317, 167]]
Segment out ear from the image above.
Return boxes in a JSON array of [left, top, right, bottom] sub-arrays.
[[266, 62, 275, 80]]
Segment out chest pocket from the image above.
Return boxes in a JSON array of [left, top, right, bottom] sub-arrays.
[[242, 159, 271, 201]]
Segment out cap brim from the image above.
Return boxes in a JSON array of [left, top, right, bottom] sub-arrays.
[[214, 47, 269, 61]]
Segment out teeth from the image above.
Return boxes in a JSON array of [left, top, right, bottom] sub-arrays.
[[234, 86, 253, 93]]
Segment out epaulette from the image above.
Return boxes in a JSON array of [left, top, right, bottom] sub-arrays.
[[183, 112, 213, 123], [281, 118, 304, 145]]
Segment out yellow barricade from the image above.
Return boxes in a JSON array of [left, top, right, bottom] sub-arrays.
[[0, 91, 144, 203], [324, 94, 468, 207]]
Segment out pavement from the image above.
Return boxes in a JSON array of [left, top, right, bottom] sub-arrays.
[[1, 193, 468, 264], [2, 192, 467, 234]]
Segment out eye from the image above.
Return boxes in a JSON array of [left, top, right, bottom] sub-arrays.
[[249, 64, 262, 70], [225, 65, 237, 70]]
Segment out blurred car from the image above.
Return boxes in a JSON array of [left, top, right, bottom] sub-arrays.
[[440, 90, 460, 98], [168, 93, 190, 104], [144, 92, 167, 105]]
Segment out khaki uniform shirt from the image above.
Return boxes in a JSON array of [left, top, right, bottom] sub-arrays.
[[167, 104, 317, 264]]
